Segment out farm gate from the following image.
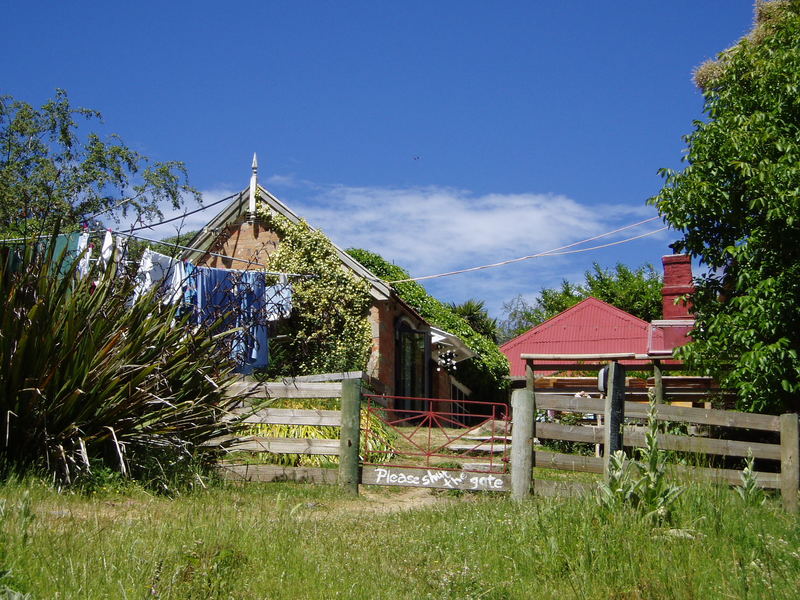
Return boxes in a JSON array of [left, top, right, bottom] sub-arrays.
[[212, 373, 514, 492]]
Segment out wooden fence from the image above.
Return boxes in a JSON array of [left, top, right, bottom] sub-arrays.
[[513, 354, 799, 512], [210, 362, 799, 512], [211, 377, 361, 494]]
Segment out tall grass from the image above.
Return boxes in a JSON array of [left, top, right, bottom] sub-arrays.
[[0, 477, 797, 599], [0, 234, 237, 486]]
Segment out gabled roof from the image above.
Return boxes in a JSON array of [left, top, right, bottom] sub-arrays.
[[500, 297, 659, 377], [181, 183, 475, 362], [181, 184, 393, 300]]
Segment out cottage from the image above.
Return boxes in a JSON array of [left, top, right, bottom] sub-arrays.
[[181, 156, 474, 404], [500, 254, 696, 377]]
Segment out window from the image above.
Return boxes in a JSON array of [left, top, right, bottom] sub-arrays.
[[395, 320, 430, 409]]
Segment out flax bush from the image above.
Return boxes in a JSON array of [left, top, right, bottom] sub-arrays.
[[0, 234, 237, 487]]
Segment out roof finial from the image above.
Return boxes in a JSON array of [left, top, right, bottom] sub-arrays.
[[248, 153, 258, 218]]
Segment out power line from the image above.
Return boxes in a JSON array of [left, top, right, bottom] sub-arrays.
[[385, 216, 665, 283], [544, 227, 668, 256]]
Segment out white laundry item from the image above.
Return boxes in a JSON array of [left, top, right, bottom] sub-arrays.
[[100, 231, 114, 269], [114, 234, 129, 267], [76, 232, 91, 277], [165, 258, 186, 305], [131, 249, 185, 305], [131, 249, 155, 303]]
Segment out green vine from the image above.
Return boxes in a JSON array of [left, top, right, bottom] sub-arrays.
[[257, 206, 373, 376], [346, 248, 509, 401]]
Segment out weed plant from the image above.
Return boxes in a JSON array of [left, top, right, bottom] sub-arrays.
[[598, 392, 683, 523]]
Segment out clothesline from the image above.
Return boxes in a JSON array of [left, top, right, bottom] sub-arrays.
[[106, 229, 315, 279], [1, 230, 315, 280]]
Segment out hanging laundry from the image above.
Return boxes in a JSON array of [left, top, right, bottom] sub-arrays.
[[132, 249, 186, 305], [47, 232, 85, 276], [76, 232, 91, 277], [190, 266, 292, 374], [266, 274, 293, 321], [100, 231, 114, 269], [114, 234, 129, 270], [234, 270, 270, 374]]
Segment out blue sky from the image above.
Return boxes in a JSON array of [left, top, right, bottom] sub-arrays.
[[1, 1, 756, 317]]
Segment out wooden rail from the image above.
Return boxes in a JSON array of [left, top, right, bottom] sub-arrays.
[[226, 407, 342, 426], [226, 381, 343, 399]]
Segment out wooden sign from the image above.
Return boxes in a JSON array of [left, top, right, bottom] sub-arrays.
[[361, 466, 510, 492]]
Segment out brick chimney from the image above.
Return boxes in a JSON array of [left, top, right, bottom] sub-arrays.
[[661, 254, 694, 319]]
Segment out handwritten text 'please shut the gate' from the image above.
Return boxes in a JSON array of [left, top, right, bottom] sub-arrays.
[[370, 467, 507, 491]]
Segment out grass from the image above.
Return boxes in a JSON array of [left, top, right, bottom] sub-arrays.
[[1, 477, 798, 599]]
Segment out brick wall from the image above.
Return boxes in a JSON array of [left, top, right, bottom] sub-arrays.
[[197, 219, 280, 269]]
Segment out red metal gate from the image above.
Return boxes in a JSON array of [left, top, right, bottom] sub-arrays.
[[361, 394, 511, 491]]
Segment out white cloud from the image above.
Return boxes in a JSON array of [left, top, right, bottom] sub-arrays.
[[272, 182, 669, 317], [114, 176, 670, 318]]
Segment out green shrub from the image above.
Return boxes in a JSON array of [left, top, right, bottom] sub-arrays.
[[0, 233, 237, 487]]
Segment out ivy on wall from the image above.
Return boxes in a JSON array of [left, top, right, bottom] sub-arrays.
[[257, 207, 373, 376], [346, 248, 509, 401]]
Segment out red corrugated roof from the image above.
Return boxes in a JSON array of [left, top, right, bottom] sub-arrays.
[[500, 297, 661, 377]]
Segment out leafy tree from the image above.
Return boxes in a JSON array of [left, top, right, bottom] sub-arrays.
[[585, 263, 663, 323], [500, 263, 662, 341], [447, 298, 499, 343], [0, 89, 198, 236], [650, 0, 800, 413]]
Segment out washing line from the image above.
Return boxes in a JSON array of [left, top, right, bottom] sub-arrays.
[[84, 190, 239, 229], [3, 191, 240, 241], [129, 191, 240, 231], [385, 217, 666, 283], [106, 228, 314, 279]]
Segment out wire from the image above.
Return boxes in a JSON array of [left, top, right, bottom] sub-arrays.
[[544, 227, 668, 256], [85, 190, 239, 227], [129, 192, 240, 231], [0, 232, 62, 243], [107, 228, 314, 278], [386, 217, 665, 283], [1, 193, 240, 241]]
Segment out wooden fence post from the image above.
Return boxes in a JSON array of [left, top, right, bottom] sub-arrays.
[[603, 361, 626, 477], [511, 388, 535, 500], [653, 359, 664, 404], [339, 378, 361, 496], [780, 413, 799, 513]]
